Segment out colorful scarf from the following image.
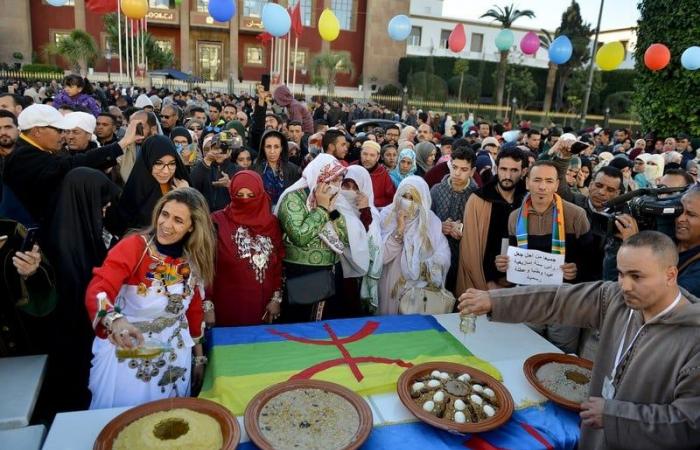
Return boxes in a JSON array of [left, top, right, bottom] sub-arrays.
[[515, 193, 566, 256]]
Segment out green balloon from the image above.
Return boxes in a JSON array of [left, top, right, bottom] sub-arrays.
[[495, 29, 514, 52]]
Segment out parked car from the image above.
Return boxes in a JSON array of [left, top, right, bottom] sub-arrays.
[[351, 119, 406, 135]]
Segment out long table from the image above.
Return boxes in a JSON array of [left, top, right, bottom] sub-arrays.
[[43, 314, 581, 449]]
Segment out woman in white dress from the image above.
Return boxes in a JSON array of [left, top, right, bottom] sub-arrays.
[[378, 176, 451, 315], [84, 187, 216, 409]]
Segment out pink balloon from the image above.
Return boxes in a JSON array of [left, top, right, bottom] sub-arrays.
[[520, 31, 540, 55]]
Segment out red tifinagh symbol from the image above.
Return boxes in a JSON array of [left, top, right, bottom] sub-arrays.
[[267, 321, 413, 382]]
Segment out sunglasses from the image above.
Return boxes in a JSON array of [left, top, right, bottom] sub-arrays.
[[189, 126, 202, 131]]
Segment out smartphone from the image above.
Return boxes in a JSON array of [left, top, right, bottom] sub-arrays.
[[21, 227, 39, 252], [571, 141, 590, 154], [455, 223, 464, 234], [136, 123, 144, 136], [261, 74, 271, 92]]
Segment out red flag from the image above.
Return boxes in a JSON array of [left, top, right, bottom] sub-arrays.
[[86, 0, 118, 13], [290, 1, 303, 38], [256, 32, 274, 47]]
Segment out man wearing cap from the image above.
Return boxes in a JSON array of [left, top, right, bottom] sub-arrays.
[[64, 112, 97, 154], [357, 140, 395, 208], [474, 137, 500, 185], [0, 104, 138, 229]]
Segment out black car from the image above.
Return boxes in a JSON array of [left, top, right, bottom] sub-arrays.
[[350, 119, 406, 135]]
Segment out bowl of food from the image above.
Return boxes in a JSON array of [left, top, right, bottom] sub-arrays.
[[523, 353, 594, 411], [397, 362, 514, 434], [93, 397, 239, 449], [244, 379, 373, 450]]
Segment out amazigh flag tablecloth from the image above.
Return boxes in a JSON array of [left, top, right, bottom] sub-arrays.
[[199, 315, 500, 415]]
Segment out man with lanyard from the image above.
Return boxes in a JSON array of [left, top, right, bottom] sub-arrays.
[[458, 230, 700, 449]]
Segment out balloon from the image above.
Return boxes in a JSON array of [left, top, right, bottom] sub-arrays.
[[387, 15, 412, 41], [644, 43, 671, 71], [448, 24, 467, 53], [681, 46, 700, 70], [495, 29, 514, 52], [595, 41, 625, 71], [262, 3, 291, 37], [548, 35, 573, 65], [207, 0, 236, 22], [503, 130, 520, 143], [520, 31, 540, 55], [318, 9, 340, 42], [121, 0, 148, 19], [47, 0, 67, 6]]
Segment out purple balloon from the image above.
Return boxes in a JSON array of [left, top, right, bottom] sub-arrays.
[[520, 31, 540, 55]]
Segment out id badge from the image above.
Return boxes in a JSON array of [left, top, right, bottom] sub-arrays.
[[602, 376, 615, 400]]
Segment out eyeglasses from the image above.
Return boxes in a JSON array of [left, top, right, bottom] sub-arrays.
[[189, 126, 202, 131], [153, 161, 177, 171]]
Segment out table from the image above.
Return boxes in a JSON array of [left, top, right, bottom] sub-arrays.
[[43, 314, 578, 449], [0, 355, 47, 430], [0, 424, 46, 450]]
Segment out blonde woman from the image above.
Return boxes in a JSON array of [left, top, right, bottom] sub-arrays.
[[85, 187, 216, 408]]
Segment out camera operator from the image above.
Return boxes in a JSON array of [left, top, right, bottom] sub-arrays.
[[572, 166, 624, 281], [615, 182, 700, 296]]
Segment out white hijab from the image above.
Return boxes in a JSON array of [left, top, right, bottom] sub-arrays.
[[379, 176, 450, 289], [645, 154, 665, 187], [274, 154, 370, 276]]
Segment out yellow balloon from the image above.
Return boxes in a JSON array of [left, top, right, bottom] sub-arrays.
[[318, 8, 340, 42], [595, 41, 625, 71], [121, 0, 148, 20]]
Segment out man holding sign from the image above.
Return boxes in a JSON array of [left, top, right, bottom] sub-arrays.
[[495, 161, 590, 353]]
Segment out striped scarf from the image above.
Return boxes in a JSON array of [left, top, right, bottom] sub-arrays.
[[515, 193, 566, 256]]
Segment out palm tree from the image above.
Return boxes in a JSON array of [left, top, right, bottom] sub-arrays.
[[539, 30, 558, 115], [103, 13, 175, 70], [44, 30, 99, 75], [480, 4, 535, 108], [310, 52, 355, 95]]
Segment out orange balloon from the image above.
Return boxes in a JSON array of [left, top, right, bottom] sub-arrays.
[[644, 43, 671, 71], [121, 0, 148, 20]]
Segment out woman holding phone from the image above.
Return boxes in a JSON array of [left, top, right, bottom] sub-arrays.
[[115, 135, 190, 235]]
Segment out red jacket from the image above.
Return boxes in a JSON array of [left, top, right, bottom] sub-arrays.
[[368, 164, 396, 207]]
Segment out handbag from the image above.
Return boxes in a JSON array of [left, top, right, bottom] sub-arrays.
[[398, 286, 456, 315], [286, 267, 336, 305]]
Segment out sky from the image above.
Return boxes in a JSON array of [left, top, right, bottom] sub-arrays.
[[442, 0, 641, 31]]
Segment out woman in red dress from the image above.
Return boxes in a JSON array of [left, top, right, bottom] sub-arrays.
[[208, 170, 284, 326]]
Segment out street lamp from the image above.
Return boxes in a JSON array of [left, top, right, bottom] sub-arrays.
[[511, 97, 518, 123], [105, 44, 113, 83], [402, 86, 408, 114], [604, 106, 610, 129]]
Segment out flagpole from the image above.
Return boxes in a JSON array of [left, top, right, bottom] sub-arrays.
[[286, 34, 291, 85], [125, 17, 130, 83], [270, 37, 275, 78], [292, 37, 298, 94], [131, 20, 136, 83], [135, 20, 140, 81], [143, 17, 147, 73], [117, 0, 123, 79]]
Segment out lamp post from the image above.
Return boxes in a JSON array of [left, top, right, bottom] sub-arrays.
[[402, 86, 408, 116], [604, 106, 610, 129], [105, 44, 113, 83], [511, 97, 518, 124]]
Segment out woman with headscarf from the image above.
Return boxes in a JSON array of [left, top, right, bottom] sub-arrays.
[[115, 135, 190, 236], [593, 151, 614, 173], [190, 133, 239, 213], [275, 154, 363, 321], [378, 176, 450, 315], [398, 125, 417, 146], [170, 126, 199, 167], [45, 168, 121, 412], [208, 171, 284, 326], [414, 141, 437, 177], [390, 148, 417, 188], [223, 120, 249, 152], [645, 154, 665, 187], [253, 130, 301, 208], [341, 166, 383, 314]]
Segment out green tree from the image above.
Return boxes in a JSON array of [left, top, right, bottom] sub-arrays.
[[553, 1, 592, 111], [310, 52, 354, 94], [103, 13, 174, 71], [539, 30, 558, 115], [634, 0, 700, 136], [505, 65, 537, 108], [43, 30, 98, 75], [565, 67, 605, 112], [453, 59, 470, 101], [480, 4, 535, 107]]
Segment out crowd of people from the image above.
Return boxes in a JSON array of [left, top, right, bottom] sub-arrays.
[[1, 75, 699, 448]]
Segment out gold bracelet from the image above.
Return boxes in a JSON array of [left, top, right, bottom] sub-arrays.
[[193, 355, 208, 366], [203, 300, 215, 312]]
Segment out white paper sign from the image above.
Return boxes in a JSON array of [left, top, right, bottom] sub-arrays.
[[506, 246, 565, 285]]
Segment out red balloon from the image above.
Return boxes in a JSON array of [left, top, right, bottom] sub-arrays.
[[448, 23, 466, 53], [644, 43, 671, 71]]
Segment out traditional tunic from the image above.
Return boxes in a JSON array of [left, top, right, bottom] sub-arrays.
[[85, 235, 205, 409]]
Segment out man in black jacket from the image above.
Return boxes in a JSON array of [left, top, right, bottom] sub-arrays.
[[1, 104, 138, 230]]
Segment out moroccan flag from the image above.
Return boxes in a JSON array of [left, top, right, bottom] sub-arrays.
[[86, 0, 118, 13], [199, 315, 500, 415], [290, 1, 303, 38], [256, 32, 274, 47]]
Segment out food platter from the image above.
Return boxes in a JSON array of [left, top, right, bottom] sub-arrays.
[[93, 397, 240, 449], [523, 352, 594, 411], [244, 379, 373, 450], [397, 362, 514, 434]]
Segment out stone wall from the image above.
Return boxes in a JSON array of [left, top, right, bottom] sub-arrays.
[[0, 0, 33, 68], [362, 0, 410, 87]]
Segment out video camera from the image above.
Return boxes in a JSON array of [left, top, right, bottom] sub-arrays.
[[593, 186, 688, 238], [211, 131, 243, 152]]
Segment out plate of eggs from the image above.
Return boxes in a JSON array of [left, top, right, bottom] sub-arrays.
[[397, 362, 514, 433]]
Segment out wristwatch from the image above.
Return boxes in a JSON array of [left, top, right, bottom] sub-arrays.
[[102, 311, 125, 332], [203, 300, 215, 312], [193, 355, 208, 366]]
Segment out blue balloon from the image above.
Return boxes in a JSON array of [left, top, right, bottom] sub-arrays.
[[495, 29, 515, 52], [207, 0, 236, 23], [681, 46, 700, 71], [387, 15, 412, 41], [262, 3, 291, 38], [549, 35, 573, 65]]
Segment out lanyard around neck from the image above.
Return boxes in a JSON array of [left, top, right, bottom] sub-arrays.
[[610, 292, 682, 381]]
